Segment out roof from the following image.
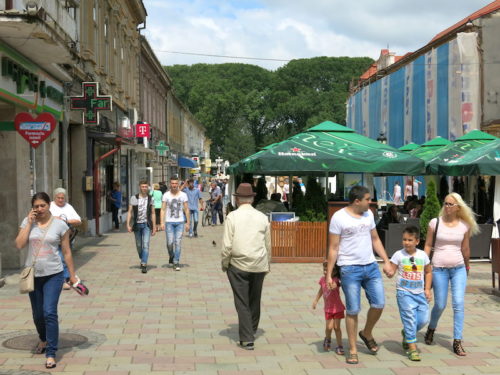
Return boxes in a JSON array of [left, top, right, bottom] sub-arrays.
[[430, 0, 500, 43]]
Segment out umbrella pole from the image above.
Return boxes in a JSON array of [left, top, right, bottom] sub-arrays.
[[325, 172, 329, 203], [289, 174, 293, 209]]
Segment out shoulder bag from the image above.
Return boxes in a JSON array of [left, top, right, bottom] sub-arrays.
[[19, 218, 53, 294], [429, 217, 440, 261]]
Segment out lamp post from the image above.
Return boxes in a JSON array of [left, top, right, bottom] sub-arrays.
[[215, 156, 223, 174], [376, 132, 388, 201]]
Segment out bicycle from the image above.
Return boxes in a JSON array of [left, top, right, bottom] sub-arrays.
[[202, 200, 213, 227]]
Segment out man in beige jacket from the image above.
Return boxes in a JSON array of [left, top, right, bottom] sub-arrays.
[[222, 183, 271, 350]]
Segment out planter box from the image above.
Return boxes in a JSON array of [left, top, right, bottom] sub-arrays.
[[271, 221, 327, 263], [492, 238, 500, 297]]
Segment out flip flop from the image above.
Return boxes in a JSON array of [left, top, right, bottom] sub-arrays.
[[34, 342, 46, 354], [45, 358, 57, 369], [359, 330, 379, 354]]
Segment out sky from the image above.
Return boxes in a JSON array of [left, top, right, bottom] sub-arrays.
[[142, 0, 492, 70]]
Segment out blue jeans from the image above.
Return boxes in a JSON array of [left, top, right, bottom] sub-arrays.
[[189, 210, 199, 236], [429, 265, 467, 339], [57, 246, 70, 280], [133, 223, 151, 264], [340, 262, 385, 315], [166, 222, 184, 264], [212, 201, 223, 225], [397, 290, 429, 343], [29, 271, 64, 358]]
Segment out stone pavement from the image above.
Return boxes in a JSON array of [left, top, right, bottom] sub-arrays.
[[1, 223, 500, 375]]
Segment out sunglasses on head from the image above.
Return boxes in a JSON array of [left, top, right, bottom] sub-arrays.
[[409, 256, 417, 271], [444, 202, 458, 207]]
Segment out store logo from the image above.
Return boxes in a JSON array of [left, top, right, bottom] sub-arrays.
[[382, 151, 397, 159], [278, 147, 316, 157]]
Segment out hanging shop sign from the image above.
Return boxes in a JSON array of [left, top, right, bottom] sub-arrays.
[[70, 82, 112, 125], [155, 140, 169, 156], [136, 122, 150, 138], [14, 112, 56, 148]]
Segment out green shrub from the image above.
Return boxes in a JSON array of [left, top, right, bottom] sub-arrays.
[[296, 177, 327, 222], [419, 180, 440, 239]]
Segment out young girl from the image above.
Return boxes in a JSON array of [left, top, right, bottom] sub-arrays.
[[312, 261, 346, 354]]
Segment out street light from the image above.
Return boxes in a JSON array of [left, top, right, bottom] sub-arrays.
[[215, 156, 223, 174]]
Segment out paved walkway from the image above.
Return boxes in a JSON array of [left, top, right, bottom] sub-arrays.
[[1, 223, 500, 374]]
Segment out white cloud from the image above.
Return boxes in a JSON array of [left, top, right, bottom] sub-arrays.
[[142, 0, 491, 70]]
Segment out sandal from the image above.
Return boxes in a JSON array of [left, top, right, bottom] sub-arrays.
[[34, 342, 46, 354], [322, 337, 331, 351], [346, 352, 359, 364], [334, 345, 344, 355], [453, 339, 466, 356], [45, 358, 57, 369], [401, 329, 409, 350], [407, 349, 421, 361], [359, 330, 378, 354], [424, 328, 435, 345]]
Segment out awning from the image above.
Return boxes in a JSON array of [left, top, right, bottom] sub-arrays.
[[178, 156, 197, 168]]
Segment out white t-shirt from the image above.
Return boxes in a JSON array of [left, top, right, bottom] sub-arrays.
[[162, 191, 188, 223], [129, 195, 153, 223], [329, 208, 376, 266], [50, 202, 81, 223], [393, 184, 401, 197], [390, 249, 430, 294]]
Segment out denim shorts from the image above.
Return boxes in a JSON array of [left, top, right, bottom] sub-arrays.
[[340, 262, 385, 315]]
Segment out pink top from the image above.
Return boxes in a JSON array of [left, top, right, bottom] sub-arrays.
[[319, 276, 345, 314], [430, 217, 470, 268]]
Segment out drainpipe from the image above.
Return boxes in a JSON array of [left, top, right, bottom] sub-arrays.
[[93, 142, 121, 236]]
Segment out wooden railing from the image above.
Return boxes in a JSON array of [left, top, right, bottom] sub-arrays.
[[271, 221, 327, 263]]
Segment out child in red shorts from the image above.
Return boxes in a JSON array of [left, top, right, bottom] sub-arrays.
[[312, 260, 346, 354]]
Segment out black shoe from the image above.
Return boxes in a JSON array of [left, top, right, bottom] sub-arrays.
[[141, 264, 147, 273], [194, 232, 198, 237], [238, 341, 254, 350], [174, 263, 180, 271], [169, 256, 174, 265]]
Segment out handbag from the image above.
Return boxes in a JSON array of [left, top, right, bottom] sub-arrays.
[[429, 217, 440, 261], [19, 217, 53, 294]]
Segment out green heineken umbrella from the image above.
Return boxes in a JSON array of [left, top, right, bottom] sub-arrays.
[[408, 136, 452, 162], [399, 142, 420, 152], [229, 121, 424, 175], [429, 138, 500, 176], [426, 130, 498, 174]]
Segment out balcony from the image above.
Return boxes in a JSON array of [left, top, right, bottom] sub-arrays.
[[0, 0, 78, 81]]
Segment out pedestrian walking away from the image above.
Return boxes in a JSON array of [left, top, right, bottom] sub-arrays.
[[423, 193, 479, 356], [389, 226, 432, 361], [210, 181, 224, 225], [50, 187, 82, 290], [312, 260, 345, 355], [161, 176, 190, 271], [15, 192, 78, 369], [181, 178, 204, 237], [151, 183, 163, 232], [126, 180, 156, 274], [327, 185, 394, 364], [108, 182, 122, 230], [222, 183, 271, 350]]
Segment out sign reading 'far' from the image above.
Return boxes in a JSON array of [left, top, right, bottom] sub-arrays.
[[70, 82, 112, 125]]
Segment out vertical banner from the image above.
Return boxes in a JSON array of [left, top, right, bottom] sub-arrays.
[[362, 85, 370, 136], [448, 38, 461, 140], [381, 75, 389, 137], [425, 49, 437, 141], [457, 32, 480, 134], [404, 62, 413, 145]]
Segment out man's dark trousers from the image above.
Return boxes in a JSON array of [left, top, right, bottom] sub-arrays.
[[227, 265, 266, 343]]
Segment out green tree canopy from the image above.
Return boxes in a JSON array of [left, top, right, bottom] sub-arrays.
[[165, 56, 373, 163]]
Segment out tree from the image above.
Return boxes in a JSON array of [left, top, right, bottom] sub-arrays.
[[419, 180, 441, 240]]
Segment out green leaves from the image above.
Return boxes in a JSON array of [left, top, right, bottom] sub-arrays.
[[165, 57, 373, 162]]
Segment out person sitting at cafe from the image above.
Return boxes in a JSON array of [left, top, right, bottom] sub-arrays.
[[255, 193, 288, 216], [376, 205, 400, 243]]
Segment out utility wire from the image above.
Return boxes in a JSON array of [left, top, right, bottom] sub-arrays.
[[153, 49, 292, 62]]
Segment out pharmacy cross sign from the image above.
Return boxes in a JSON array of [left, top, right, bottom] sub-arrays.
[[70, 82, 112, 125], [156, 140, 169, 156]]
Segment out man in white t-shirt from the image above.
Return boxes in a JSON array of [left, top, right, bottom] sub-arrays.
[[326, 185, 394, 365], [161, 176, 190, 271]]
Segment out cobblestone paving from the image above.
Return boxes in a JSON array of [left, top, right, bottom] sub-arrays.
[[1, 224, 499, 374]]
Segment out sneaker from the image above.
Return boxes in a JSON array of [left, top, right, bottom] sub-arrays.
[[141, 264, 147, 274], [238, 341, 254, 350], [194, 233, 198, 237], [169, 256, 174, 265], [174, 264, 180, 271]]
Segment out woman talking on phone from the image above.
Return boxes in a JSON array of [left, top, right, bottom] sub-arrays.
[[15, 192, 78, 369]]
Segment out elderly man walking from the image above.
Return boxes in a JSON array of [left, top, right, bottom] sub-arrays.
[[222, 183, 271, 350]]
